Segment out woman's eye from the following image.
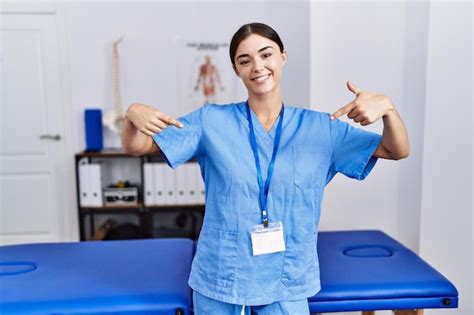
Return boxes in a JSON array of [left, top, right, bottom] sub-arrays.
[[239, 60, 249, 65], [262, 53, 272, 58]]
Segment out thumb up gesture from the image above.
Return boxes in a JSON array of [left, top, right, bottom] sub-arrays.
[[331, 81, 394, 126]]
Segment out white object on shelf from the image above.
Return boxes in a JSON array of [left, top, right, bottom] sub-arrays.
[[192, 163, 205, 204], [153, 163, 167, 205], [88, 164, 103, 207], [163, 164, 176, 205], [183, 163, 196, 205], [102, 36, 124, 136], [78, 161, 90, 207], [143, 163, 155, 206], [78, 160, 103, 207], [176, 164, 188, 205]]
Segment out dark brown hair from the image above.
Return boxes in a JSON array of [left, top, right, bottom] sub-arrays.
[[229, 22, 284, 67]]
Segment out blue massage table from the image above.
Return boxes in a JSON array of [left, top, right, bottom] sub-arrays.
[[0, 230, 458, 314], [309, 231, 458, 315], [0, 238, 195, 315]]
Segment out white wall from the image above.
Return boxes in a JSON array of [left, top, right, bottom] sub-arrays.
[[311, 1, 472, 314], [419, 2, 472, 315], [311, 1, 423, 247], [55, 1, 310, 151]]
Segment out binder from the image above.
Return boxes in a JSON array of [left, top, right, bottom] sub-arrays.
[[188, 163, 198, 204], [183, 163, 196, 205], [145, 162, 203, 206], [78, 161, 103, 207], [153, 163, 171, 205], [78, 162, 90, 207], [193, 163, 205, 204], [84, 109, 103, 151], [163, 164, 176, 205], [175, 165, 186, 205], [143, 163, 155, 206], [153, 163, 166, 206], [88, 164, 103, 207]]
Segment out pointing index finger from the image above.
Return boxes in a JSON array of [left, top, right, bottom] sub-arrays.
[[331, 102, 356, 120], [173, 119, 184, 128], [162, 114, 184, 128]]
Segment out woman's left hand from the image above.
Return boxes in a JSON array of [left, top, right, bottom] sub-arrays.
[[331, 81, 394, 126]]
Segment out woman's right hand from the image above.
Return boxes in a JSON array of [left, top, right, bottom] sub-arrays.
[[125, 103, 184, 136]]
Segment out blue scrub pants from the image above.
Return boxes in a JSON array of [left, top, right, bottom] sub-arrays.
[[192, 290, 310, 315]]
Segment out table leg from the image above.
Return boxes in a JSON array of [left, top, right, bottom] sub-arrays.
[[393, 310, 424, 315], [359, 309, 424, 315]]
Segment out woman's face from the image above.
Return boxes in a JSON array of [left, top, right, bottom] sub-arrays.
[[233, 34, 287, 98]]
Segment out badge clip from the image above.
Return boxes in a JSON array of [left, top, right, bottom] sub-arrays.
[[262, 210, 269, 228]]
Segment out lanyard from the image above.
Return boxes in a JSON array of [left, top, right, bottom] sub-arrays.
[[246, 101, 284, 228]]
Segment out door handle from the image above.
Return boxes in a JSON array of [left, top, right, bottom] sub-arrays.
[[39, 134, 61, 141]]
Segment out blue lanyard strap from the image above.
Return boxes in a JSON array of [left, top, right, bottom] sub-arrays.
[[246, 101, 285, 228]]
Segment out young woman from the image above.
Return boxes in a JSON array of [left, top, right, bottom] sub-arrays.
[[122, 23, 409, 315]]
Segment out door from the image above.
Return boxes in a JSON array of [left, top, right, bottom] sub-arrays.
[[0, 12, 75, 245]]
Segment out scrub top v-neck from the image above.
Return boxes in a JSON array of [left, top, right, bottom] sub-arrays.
[[153, 101, 382, 306]]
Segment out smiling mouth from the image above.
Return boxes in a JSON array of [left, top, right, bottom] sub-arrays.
[[251, 74, 271, 83]]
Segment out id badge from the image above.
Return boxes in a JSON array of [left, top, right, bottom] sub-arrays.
[[250, 221, 285, 256]]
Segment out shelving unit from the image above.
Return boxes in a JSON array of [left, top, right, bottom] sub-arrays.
[[75, 150, 205, 241]]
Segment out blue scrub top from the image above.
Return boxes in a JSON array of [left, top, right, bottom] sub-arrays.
[[153, 101, 382, 306]]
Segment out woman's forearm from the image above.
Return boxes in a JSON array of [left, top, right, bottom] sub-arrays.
[[121, 117, 153, 155], [121, 102, 183, 155]]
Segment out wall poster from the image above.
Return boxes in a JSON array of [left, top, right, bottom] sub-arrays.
[[176, 40, 243, 114]]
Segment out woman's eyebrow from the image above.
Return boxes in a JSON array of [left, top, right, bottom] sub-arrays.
[[236, 46, 274, 60]]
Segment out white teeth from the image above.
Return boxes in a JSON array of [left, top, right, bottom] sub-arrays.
[[253, 74, 270, 83]]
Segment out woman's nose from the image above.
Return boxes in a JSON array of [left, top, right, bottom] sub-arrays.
[[252, 59, 265, 72]]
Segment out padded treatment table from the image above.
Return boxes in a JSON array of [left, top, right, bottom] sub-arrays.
[[0, 238, 194, 314], [0, 231, 458, 314], [309, 230, 458, 314]]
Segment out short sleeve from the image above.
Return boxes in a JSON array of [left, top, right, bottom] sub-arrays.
[[329, 116, 382, 180], [152, 105, 207, 169]]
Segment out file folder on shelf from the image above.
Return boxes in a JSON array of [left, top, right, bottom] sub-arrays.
[[88, 164, 103, 207], [79, 161, 90, 207], [163, 164, 176, 205], [143, 163, 155, 206], [183, 163, 196, 205], [144, 162, 204, 206], [78, 160, 103, 207], [153, 163, 167, 206], [192, 163, 205, 204], [176, 165, 186, 204]]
